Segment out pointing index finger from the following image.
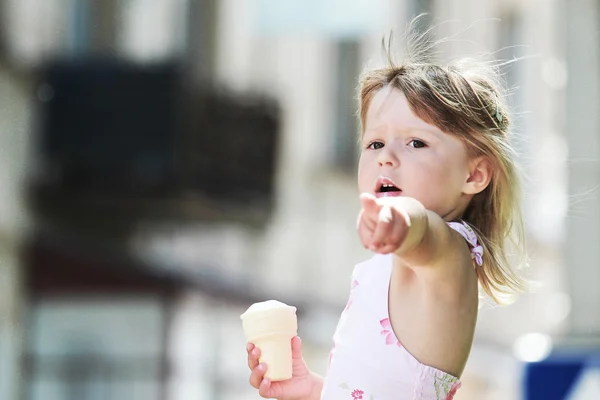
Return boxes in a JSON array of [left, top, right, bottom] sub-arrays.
[[360, 193, 379, 214]]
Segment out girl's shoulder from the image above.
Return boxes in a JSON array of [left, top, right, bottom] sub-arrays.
[[446, 220, 484, 267]]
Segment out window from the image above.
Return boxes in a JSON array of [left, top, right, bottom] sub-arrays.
[[117, 0, 190, 63], [1, 0, 192, 65]]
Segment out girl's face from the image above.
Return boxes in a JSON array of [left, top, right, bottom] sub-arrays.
[[358, 87, 476, 221]]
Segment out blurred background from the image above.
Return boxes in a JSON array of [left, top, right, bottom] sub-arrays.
[[0, 0, 598, 399]]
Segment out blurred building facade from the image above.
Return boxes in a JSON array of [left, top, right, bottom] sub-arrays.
[[0, 0, 598, 400]]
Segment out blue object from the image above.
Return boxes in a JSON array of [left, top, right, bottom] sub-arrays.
[[523, 351, 600, 400]]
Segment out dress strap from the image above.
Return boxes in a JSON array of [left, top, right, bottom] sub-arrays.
[[447, 221, 484, 266]]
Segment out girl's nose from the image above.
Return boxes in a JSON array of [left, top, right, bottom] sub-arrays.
[[377, 146, 399, 167]]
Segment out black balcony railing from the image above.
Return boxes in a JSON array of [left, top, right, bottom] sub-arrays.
[[30, 58, 280, 224]]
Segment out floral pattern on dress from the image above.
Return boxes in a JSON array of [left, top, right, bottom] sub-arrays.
[[344, 298, 353, 312], [445, 381, 461, 399], [338, 383, 374, 400], [380, 318, 402, 347], [433, 372, 461, 400]]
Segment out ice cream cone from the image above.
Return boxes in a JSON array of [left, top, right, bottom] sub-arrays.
[[241, 300, 298, 381]]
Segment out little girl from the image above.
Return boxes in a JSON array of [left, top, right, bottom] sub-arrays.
[[246, 28, 527, 400]]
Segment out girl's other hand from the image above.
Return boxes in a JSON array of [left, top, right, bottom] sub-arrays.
[[247, 336, 319, 400]]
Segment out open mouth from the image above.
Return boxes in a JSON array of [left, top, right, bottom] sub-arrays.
[[375, 177, 402, 198]]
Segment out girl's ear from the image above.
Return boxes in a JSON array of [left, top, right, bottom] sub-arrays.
[[463, 157, 493, 195]]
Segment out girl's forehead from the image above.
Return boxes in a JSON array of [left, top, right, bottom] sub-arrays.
[[365, 88, 443, 135]]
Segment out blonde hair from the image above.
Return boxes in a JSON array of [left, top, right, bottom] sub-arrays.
[[359, 24, 527, 304]]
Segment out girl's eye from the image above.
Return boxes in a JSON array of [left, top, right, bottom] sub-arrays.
[[367, 141, 384, 150], [408, 139, 427, 149]]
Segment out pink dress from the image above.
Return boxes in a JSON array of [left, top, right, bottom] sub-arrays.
[[322, 222, 481, 400]]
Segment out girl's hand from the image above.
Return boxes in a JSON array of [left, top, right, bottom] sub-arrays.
[[357, 193, 410, 254], [247, 336, 320, 400]]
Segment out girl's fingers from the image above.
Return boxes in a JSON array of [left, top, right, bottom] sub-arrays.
[[247, 345, 260, 371], [357, 209, 375, 232], [291, 336, 303, 360], [249, 362, 268, 389], [359, 206, 378, 231], [376, 243, 399, 254], [358, 221, 375, 249], [371, 206, 394, 248], [360, 193, 379, 216], [258, 377, 276, 398]]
